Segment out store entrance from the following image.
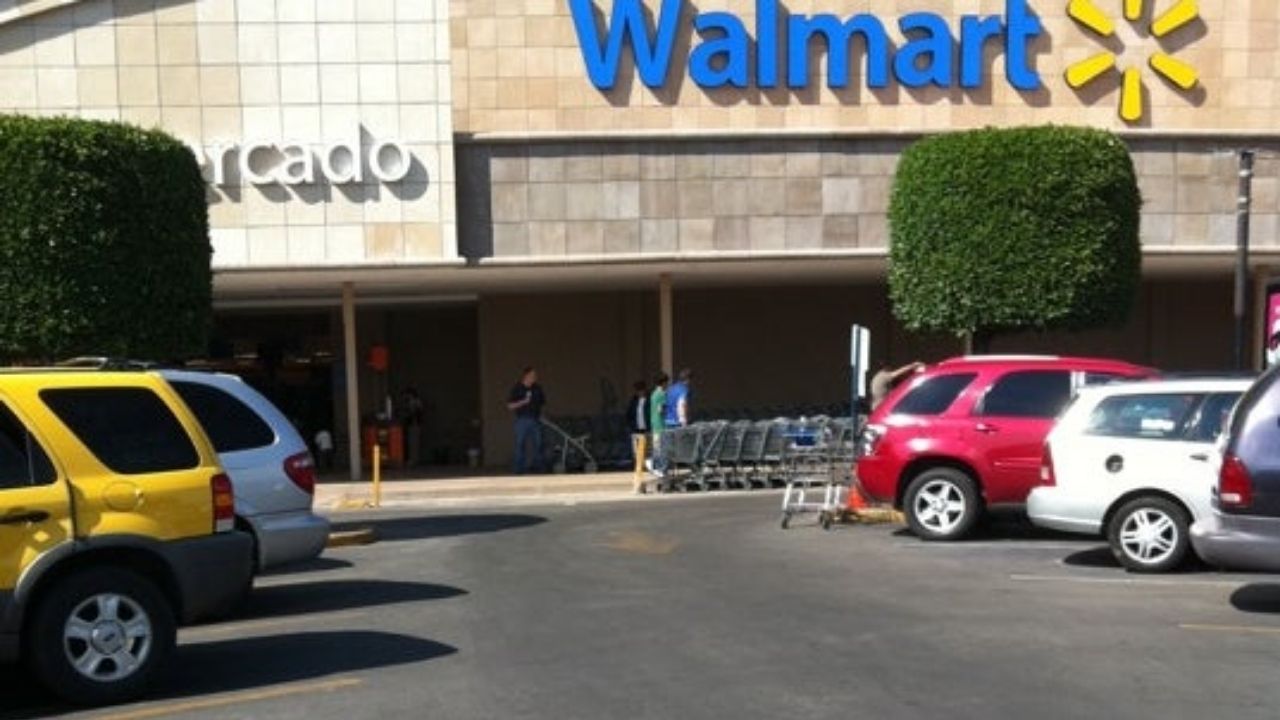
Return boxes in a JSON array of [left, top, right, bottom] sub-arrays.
[[199, 311, 337, 457], [203, 303, 482, 474]]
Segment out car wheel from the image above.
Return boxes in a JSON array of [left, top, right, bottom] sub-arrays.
[[904, 468, 981, 541], [1107, 496, 1190, 573], [28, 567, 176, 706]]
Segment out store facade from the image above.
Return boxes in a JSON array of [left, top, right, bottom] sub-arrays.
[[0, 0, 1277, 472]]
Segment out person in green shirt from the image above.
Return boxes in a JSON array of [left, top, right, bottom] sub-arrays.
[[646, 372, 670, 479]]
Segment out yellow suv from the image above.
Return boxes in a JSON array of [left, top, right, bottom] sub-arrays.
[[0, 371, 253, 705]]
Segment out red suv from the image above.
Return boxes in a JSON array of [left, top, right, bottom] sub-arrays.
[[857, 356, 1155, 541]]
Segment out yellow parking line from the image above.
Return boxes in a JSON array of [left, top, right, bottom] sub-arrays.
[[181, 610, 369, 640], [91, 677, 363, 720], [1180, 623, 1280, 635]]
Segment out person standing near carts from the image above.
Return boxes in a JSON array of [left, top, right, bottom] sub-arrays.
[[507, 367, 546, 475], [646, 372, 670, 483], [625, 380, 650, 493], [665, 369, 692, 429]]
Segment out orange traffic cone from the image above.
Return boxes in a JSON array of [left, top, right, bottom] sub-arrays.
[[845, 481, 902, 524], [846, 482, 870, 511]]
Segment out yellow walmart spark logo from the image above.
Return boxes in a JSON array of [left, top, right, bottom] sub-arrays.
[[1065, 0, 1201, 123]]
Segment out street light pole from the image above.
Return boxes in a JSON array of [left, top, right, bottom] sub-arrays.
[[1235, 150, 1255, 370]]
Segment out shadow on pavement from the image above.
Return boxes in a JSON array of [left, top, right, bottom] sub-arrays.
[[235, 579, 466, 621], [889, 513, 1083, 543], [332, 513, 547, 542], [259, 556, 354, 577], [1062, 547, 1212, 574], [1062, 546, 1121, 568], [0, 666, 53, 720], [1230, 583, 1280, 614], [2, 631, 457, 719]]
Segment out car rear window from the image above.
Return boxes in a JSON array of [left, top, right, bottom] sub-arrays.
[[171, 381, 275, 454], [0, 401, 55, 489], [1185, 392, 1242, 442], [41, 387, 199, 474], [1086, 393, 1203, 440], [891, 373, 976, 416], [979, 370, 1073, 419]]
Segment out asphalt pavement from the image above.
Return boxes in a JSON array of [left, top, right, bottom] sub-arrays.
[[5, 493, 1280, 720]]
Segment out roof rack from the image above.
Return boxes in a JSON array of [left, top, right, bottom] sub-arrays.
[[55, 357, 160, 371]]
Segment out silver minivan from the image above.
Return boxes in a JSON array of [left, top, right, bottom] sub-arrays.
[[162, 370, 330, 570]]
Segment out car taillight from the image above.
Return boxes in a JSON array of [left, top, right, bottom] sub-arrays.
[[212, 473, 235, 533], [284, 452, 316, 496], [857, 424, 884, 458], [1040, 443, 1056, 487], [1219, 454, 1254, 511]]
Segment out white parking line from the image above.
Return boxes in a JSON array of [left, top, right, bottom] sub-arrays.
[[1009, 573, 1242, 589]]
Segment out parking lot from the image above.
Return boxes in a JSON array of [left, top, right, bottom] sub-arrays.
[[5, 492, 1280, 720]]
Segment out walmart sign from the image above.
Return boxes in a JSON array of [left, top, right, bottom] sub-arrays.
[[569, 0, 1044, 92]]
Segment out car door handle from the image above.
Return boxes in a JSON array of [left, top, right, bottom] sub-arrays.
[[1190, 453, 1210, 462], [974, 423, 999, 434], [0, 510, 50, 525]]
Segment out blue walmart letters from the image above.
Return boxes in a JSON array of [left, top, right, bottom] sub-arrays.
[[567, 0, 1043, 93]]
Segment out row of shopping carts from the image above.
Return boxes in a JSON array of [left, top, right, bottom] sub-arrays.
[[652, 416, 858, 493]]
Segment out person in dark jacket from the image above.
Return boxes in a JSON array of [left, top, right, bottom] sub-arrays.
[[507, 367, 546, 474], [625, 380, 649, 437], [625, 380, 649, 492]]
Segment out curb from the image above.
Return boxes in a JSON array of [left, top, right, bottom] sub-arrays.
[[851, 508, 907, 525], [326, 528, 378, 548]]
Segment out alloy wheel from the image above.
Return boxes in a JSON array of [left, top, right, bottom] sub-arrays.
[[1118, 508, 1178, 566], [62, 593, 153, 683], [913, 479, 967, 535]]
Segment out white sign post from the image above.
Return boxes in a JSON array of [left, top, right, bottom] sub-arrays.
[[850, 324, 871, 421]]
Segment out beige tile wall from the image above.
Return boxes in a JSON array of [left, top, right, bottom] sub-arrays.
[[458, 137, 1280, 259], [450, 0, 1276, 135], [0, 0, 457, 269]]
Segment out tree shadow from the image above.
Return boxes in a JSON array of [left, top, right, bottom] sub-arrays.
[[331, 514, 548, 543], [227, 579, 467, 622], [1, 631, 457, 719], [1230, 584, 1280, 615]]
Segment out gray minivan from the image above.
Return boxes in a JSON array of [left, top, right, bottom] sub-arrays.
[[163, 370, 330, 570], [1190, 366, 1280, 571]]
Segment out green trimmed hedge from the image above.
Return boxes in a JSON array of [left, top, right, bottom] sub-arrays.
[[0, 115, 211, 361], [888, 125, 1141, 346]]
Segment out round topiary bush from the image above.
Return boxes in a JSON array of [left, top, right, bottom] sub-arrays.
[[888, 125, 1141, 350], [0, 115, 211, 361]]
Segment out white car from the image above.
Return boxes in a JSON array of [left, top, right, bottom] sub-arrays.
[[1027, 378, 1249, 573], [162, 370, 330, 571]]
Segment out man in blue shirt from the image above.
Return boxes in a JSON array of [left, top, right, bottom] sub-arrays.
[[664, 368, 692, 428]]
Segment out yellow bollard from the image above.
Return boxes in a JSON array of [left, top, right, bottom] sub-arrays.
[[372, 443, 382, 508], [632, 434, 648, 493]]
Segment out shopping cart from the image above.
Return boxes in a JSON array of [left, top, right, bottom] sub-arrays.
[[779, 417, 857, 529], [540, 417, 599, 474]]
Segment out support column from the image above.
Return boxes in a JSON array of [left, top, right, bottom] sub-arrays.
[[342, 282, 361, 482], [1255, 266, 1273, 371], [659, 273, 673, 375]]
